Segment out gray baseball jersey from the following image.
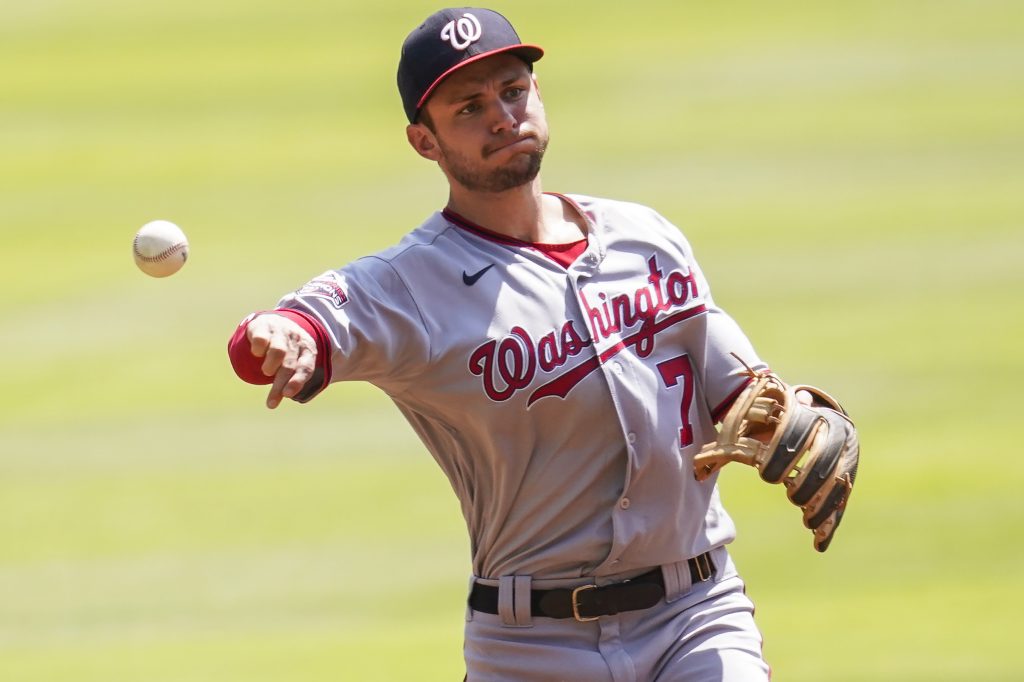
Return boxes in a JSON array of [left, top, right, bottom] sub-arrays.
[[269, 193, 764, 581]]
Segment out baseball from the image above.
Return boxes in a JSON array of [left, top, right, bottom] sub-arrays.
[[133, 220, 189, 277]]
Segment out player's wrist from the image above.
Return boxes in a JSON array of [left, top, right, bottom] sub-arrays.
[[227, 311, 278, 385]]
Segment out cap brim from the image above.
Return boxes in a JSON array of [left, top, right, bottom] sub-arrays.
[[414, 44, 545, 117]]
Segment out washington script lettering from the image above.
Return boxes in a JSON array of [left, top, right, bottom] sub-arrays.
[[468, 255, 707, 404]]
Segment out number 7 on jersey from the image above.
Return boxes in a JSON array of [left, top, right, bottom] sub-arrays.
[[657, 354, 695, 448]]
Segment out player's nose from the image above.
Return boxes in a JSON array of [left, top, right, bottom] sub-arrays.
[[489, 100, 519, 135]]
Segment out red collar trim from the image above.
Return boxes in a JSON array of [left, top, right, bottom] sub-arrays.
[[442, 207, 534, 247], [441, 193, 591, 248]]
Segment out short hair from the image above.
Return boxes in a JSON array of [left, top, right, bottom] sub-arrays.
[[416, 107, 437, 133]]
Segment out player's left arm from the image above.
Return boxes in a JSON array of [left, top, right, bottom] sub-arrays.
[[638, 204, 769, 416]]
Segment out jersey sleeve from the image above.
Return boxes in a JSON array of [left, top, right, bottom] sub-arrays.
[[273, 256, 432, 398]]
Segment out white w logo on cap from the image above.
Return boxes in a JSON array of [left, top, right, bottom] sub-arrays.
[[440, 12, 483, 50]]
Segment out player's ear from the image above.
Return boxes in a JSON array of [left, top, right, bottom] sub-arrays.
[[406, 123, 441, 161]]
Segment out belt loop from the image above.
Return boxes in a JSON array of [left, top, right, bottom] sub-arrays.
[[466, 576, 476, 622], [513, 575, 533, 627], [498, 576, 516, 626], [497, 576, 533, 628], [662, 559, 688, 603]]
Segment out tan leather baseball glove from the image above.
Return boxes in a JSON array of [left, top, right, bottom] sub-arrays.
[[694, 360, 859, 552]]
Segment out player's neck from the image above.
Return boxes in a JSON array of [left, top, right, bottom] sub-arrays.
[[446, 181, 584, 244]]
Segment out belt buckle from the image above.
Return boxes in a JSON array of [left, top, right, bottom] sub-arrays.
[[693, 552, 712, 582], [571, 584, 600, 622]]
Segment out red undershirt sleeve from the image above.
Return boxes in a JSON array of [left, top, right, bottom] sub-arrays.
[[227, 309, 333, 396]]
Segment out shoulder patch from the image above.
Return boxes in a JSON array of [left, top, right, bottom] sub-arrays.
[[297, 275, 349, 309]]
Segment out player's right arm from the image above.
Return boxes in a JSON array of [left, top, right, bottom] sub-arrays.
[[228, 310, 328, 409], [227, 259, 430, 408]]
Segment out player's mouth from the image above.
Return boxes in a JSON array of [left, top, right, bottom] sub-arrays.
[[485, 135, 537, 157]]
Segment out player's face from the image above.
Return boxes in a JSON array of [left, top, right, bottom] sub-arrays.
[[408, 54, 549, 193]]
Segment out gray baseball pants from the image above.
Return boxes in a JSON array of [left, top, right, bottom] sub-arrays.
[[464, 547, 770, 681]]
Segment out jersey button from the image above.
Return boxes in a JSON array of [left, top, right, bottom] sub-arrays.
[[627, 432, 637, 444], [619, 497, 631, 510]]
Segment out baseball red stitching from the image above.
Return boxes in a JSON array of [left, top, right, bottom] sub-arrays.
[[133, 237, 186, 262]]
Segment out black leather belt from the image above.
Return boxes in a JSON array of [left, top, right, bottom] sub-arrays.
[[468, 551, 716, 622]]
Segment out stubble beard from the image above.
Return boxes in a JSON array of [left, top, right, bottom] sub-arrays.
[[439, 135, 547, 194]]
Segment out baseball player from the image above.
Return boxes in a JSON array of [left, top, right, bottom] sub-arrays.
[[228, 8, 858, 681]]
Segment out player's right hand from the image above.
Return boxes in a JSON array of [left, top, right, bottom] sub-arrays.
[[245, 313, 318, 409]]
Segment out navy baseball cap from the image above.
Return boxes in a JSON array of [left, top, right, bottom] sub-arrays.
[[397, 8, 544, 123]]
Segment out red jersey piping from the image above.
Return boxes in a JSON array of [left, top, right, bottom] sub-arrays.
[[441, 193, 591, 268]]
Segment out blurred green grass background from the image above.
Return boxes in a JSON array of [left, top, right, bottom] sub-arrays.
[[2, 1, 1022, 679]]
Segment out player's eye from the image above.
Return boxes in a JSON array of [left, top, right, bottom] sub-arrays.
[[457, 102, 480, 116], [504, 87, 525, 100]]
